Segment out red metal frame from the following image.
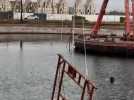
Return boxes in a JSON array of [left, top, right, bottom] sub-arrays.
[[51, 54, 96, 100]]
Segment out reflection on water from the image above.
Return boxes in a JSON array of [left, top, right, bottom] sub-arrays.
[[0, 41, 133, 100]]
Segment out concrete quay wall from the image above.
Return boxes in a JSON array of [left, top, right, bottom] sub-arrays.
[[0, 26, 90, 41]]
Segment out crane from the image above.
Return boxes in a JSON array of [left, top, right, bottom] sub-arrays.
[[131, 0, 134, 35], [124, 0, 131, 36], [91, 0, 109, 36], [91, 0, 134, 40]]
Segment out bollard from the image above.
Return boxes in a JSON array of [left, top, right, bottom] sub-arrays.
[[20, 40, 23, 49], [110, 77, 115, 84]]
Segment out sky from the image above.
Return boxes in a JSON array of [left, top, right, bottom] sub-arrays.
[[68, 0, 124, 12], [11, 0, 125, 12], [96, 0, 124, 12]]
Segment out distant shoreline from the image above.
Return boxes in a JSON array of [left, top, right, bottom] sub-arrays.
[[0, 22, 125, 42]]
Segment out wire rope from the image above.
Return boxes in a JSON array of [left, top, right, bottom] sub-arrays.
[[82, 14, 88, 77]]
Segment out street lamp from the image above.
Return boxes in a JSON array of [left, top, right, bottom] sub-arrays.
[[52, 0, 54, 14], [20, 0, 23, 23]]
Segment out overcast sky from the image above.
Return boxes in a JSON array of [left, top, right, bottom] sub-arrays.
[[68, 0, 124, 12], [96, 0, 124, 12], [16, 0, 125, 12]]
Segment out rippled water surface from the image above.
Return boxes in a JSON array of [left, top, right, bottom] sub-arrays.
[[0, 41, 133, 100]]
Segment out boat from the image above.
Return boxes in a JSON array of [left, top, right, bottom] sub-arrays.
[[74, 0, 134, 57], [75, 35, 134, 56]]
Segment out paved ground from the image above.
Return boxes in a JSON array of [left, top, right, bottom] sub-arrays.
[[0, 26, 91, 35], [0, 25, 124, 41]]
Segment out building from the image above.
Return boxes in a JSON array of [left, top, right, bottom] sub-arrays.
[[39, 0, 58, 14], [74, 0, 96, 15], [85, 0, 96, 14], [0, 0, 95, 15], [38, 0, 68, 14], [0, 0, 11, 11], [57, 0, 68, 14]]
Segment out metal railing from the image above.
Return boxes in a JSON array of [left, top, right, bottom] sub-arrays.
[[51, 54, 96, 100]]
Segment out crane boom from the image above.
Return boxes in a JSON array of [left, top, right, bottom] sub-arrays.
[[132, 0, 134, 35], [91, 0, 109, 35], [91, 0, 132, 37], [125, 0, 131, 35]]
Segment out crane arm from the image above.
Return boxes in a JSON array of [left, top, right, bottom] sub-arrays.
[[131, 0, 134, 35], [125, 0, 131, 35], [91, 0, 109, 35]]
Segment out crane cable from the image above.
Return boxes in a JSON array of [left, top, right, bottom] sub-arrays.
[[82, 14, 88, 77], [72, 14, 75, 48], [61, 14, 63, 41]]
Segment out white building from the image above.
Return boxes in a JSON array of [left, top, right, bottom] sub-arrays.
[[74, 0, 96, 15], [0, 0, 11, 11], [84, 0, 96, 14]]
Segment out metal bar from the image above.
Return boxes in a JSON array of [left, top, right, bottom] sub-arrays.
[[80, 80, 87, 100], [20, 0, 23, 23], [60, 94, 67, 100], [89, 87, 95, 100], [51, 56, 61, 100], [64, 71, 83, 88], [57, 62, 66, 100], [58, 54, 95, 88], [78, 74, 82, 85]]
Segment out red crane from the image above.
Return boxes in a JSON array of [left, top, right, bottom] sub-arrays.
[[91, 0, 109, 35], [125, 0, 131, 35], [91, 0, 134, 39], [132, 0, 134, 35]]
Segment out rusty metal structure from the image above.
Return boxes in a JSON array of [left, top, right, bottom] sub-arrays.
[[51, 54, 96, 100], [75, 0, 134, 57]]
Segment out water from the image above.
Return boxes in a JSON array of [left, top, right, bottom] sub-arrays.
[[0, 41, 133, 100]]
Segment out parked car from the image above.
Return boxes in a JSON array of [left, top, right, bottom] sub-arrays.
[[24, 15, 39, 20]]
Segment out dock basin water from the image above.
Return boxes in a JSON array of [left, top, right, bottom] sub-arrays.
[[0, 41, 133, 100]]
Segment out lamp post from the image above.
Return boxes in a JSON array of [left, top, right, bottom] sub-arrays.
[[52, 0, 54, 14], [20, 0, 23, 23]]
